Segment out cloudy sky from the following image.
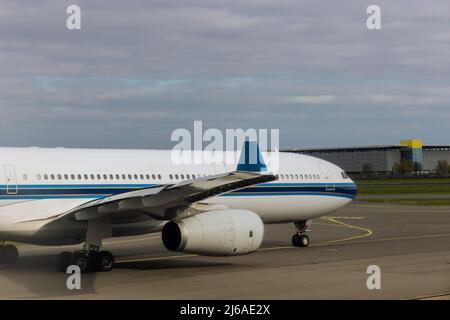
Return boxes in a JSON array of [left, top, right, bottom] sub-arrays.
[[1, 0, 449, 149]]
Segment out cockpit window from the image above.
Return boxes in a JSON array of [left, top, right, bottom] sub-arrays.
[[341, 171, 349, 179]]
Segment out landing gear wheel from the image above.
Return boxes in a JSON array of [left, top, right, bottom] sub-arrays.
[[0, 244, 19, 264], [291, 234, 310, 247], [56, 251, 72, 272], [299, 234, 310, 247], [69, 252, 90, 273], [95, 251, 114, 272], [291, 234, 301, 247]]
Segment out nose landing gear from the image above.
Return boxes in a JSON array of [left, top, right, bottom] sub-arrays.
[[291, 220, 311, 248], [292, 233, 310, 247]]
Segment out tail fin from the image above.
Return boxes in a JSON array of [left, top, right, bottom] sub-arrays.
[[237, 140, 267, 172]]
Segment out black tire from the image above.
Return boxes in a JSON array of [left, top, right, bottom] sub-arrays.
[[56, 251, 72, 272], [95, 251, 114, 272], [299, 234, 310, 247], [1, 245, 19, 264], [291, 234, 300, 247], [69, 252, 90, 273]]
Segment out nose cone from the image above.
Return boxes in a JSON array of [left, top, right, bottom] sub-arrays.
[[337, 167, 357, 199], [349, 178, 358, 198]]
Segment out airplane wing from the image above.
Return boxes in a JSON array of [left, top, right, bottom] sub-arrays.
[[64, 170, 275, 222], [46, 140, 276, 223]]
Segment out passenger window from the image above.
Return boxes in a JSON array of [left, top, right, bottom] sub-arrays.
[[133, 174, 138, 179], [37, 174, 42, 180], [23, 174, 28, 180], [181, 174, 184, 179], [57, 174, 62, 180], [78, 174, 82, 180], [157, 174, 161, 180], [50, 174, 55, 180], [128, 174, 132, 180], [175, 174, 179, 180], [44, 174, 48, 180], [122, 174, 126, 180], [146, 174, 150, 180], [152, 174, 156, 179], [169, 174, 173, 180], [103, 174, 108, 180]]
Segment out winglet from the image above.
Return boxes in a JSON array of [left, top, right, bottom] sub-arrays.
[[237, 140, 267, 172]]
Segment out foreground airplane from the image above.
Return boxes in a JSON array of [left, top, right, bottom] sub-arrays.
[[0, 141, 356, 272]]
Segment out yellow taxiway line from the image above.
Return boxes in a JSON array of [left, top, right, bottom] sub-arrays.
[[318, 216, 373, 244]]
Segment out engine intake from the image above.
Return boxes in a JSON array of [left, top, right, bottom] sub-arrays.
[[162, 209, 264, 256]]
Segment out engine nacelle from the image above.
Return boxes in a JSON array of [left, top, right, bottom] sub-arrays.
[[162, 209, 264, 256]]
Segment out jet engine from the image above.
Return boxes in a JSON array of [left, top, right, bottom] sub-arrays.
[[161, 209, 264, 256]]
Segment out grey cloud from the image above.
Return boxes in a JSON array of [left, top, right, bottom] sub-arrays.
[[0, 0, 449, 149]]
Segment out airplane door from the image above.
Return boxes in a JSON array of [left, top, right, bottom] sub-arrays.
[[4, 164, 18, 194], [319, 164, 335, 191]]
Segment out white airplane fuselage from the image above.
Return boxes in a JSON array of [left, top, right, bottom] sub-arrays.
[[0, 147, 356, 245]]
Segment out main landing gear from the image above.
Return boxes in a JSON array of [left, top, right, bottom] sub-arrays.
[[291, 220, 311, 248], [56, 215, 115, 273], [0, 243, 19, 264], [56, 249, 114, 273]]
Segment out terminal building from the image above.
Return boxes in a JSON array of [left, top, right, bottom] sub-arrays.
[[286, 140, 450, 174]]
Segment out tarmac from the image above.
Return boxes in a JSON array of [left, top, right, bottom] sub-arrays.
[[0, 200, 449, 299]]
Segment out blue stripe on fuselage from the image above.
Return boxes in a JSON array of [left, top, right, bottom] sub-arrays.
[[0, 182, 357, 199]]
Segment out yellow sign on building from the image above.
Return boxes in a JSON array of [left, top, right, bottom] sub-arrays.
[[400, 139, 422, 149]]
